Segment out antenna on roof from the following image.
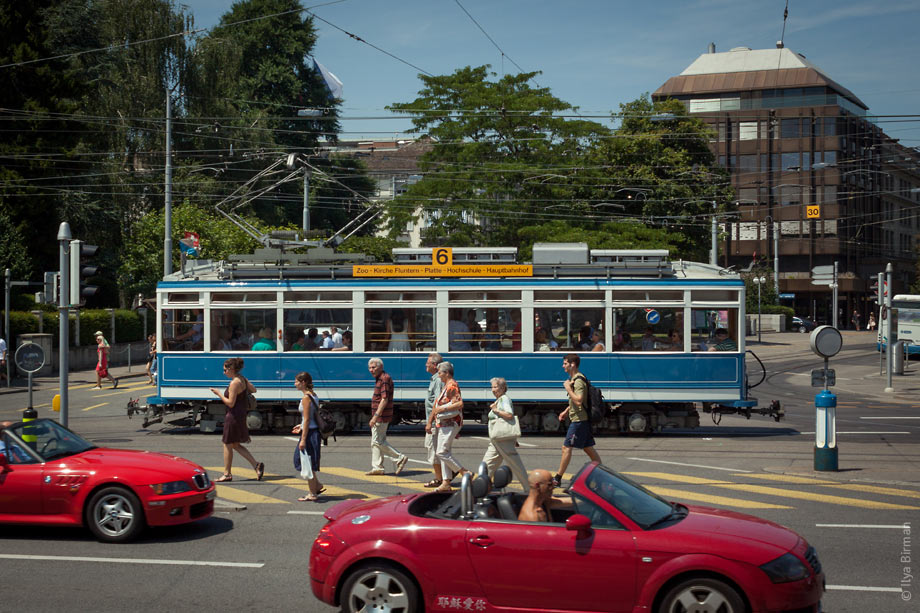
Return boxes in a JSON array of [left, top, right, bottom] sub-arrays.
[[779, 0, 789, 48]]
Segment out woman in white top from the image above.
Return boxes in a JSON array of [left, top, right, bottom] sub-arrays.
[[480, 377, 529, 491], [387, 309, 411, 351]]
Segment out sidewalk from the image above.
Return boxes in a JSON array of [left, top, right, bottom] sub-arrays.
[[0, 364, 149, 396]]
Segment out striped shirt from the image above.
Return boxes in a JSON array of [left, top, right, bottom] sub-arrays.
[[372, 371, 395, 423]]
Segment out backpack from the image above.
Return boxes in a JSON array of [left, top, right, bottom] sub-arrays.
[[574, 374, 607, 424], [308, 394, 337, 445]]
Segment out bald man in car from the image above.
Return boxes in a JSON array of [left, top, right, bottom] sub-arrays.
[[518, 469, 572, 522]]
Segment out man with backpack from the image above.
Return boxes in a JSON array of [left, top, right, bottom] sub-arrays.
[[553, 354, 602, 487]]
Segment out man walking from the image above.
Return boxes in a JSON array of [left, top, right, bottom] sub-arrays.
[[366, 357, 408, 476], [553, 354, 601, 487], [423, 352, 446, 487]]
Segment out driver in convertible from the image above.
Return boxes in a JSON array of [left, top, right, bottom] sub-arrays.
[[518, 469, 572, 522], [0, 421, 30, 463]]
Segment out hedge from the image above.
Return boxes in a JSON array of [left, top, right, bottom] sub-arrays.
[[1, 309, 155, 346]]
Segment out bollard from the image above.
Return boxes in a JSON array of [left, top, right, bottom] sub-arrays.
[[814, 390, 838, 471], [22, 406, 38, 449]]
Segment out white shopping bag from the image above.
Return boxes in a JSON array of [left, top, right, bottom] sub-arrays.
[[299, 449, 314, 480]]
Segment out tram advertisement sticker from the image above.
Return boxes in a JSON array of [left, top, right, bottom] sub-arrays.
[[354, 264, 533, 277], [645, 309, 660, 324]]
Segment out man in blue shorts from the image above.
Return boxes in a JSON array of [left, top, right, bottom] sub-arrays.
[[553, 354, 601, 487]]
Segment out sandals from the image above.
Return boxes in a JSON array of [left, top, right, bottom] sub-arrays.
[[424, 479, 442, 488], [216, 474, 233, 482], [256, 462, 265, 481], [316, 487, 326, 495], [298, 494, 318, 502], [435, 482, 452, 493]]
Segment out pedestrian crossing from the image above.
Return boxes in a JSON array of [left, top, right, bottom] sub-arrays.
[[205, 465, 920, 512]]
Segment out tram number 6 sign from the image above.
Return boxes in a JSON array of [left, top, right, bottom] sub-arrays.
[[433, 247, 453, 266], [806, 205, 821, 219]]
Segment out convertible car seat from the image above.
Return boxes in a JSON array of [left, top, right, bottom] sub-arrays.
[[471, 474, 496, 519], [491, 465, 511, 491]]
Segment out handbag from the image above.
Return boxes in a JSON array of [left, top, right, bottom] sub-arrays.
[[299, 448, 314, 480], [489, 396, 521, 440], [240, 376, 257, 411]]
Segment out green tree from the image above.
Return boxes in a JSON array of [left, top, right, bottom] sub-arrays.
[[385, 66, 611, 246], [119, 202, 264, 298], [516, 220, 690, 261]]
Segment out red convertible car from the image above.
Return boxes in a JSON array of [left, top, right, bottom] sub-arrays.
[[310, 462, 824, 613], [0, 418, 215, 542]]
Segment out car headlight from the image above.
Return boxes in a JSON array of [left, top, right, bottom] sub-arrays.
[[760, 553, 810, 583], [149, 481, 193, 496]]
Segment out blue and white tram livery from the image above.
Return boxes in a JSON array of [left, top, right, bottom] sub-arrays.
[[130, 244, 782, 434]]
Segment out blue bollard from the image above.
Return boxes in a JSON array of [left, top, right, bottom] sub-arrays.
[[814, 389, 838, 471]]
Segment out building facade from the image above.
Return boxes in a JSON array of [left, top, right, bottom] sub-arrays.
[[654, 44, 920, 324]]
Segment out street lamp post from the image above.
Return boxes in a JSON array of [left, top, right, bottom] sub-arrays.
[[753, 276, 766, 343]]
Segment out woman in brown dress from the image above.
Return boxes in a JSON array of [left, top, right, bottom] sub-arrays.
[[210, 357, 264, 482]]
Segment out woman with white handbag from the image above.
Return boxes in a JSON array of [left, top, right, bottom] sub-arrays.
[[481, 377, 529, 491], [292, 372, 325, 501]]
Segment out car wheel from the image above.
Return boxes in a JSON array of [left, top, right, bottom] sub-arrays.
[[799, 326, 807, 333], [658, 577, 745, 613], [341, 563, 418, 613], [86, 486, 146, 543]]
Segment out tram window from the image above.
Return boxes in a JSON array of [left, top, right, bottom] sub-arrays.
[[533, 308, 605, 352], [167, 292, 200, 304], [534, 291, 603, 302], [448, 291, 521, 302], [210, 309, 277, 351], [365, 291, 436, 302], [163, 308, 204, 351], [612, 307, 683, 351], [211, 292, 277, 303], [284, 291, 351, 303], [366, 308, 435, 352], [284, 309, 352, 351], [612, 290, 683, 302], [691, 290, 737, 302], [691, 308, 738, 351], [447, 307, 520, 351]]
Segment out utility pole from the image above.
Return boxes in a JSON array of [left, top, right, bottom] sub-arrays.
[[164, 89, 173, 277], [885, 262, 894, 393], [3, 268, 9, 386], [710, 201, 717, 266], [57, 223, 71, 425], [303, 170, 310, 234], [773, 219, 780, 296], [831, 261, 839, 329]]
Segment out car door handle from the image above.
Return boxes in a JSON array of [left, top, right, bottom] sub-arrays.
[[469, 535, 494, 548]]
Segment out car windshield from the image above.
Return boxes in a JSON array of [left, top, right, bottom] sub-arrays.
[[583, 465, 679, 529], [9, 419, 96, 461]]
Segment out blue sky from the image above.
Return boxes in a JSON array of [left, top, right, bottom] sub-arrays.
[[187, 0, 920, 147]]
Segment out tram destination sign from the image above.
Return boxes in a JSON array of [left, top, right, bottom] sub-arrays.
[[354, 263, 533, 277]]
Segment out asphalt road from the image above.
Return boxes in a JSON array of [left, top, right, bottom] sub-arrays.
[[0, 331, 917, 612]]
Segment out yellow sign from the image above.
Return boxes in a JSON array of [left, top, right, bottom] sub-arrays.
[[806, 205, 821, 219], [354, 264, 533, 278], [433, 247, 452, 266]]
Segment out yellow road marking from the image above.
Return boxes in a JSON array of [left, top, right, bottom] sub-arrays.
[[629, 471, 919, 510], [713, 483, 919, 510], [18, 403, 50, 412], [322, 467, 431, 491], [826, 484, 920, 500], [82, 402, 109, 412], [647, 486, 793, 509], [270, 478, 376, 501], [734, 474, 838, 484], [215, 485, 288, 505], [625, 472, 731, 485]]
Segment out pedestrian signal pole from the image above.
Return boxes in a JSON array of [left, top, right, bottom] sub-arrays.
[[57, 222, 71, 426]]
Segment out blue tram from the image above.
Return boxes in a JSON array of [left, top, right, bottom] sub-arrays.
[[131, 243, 781, 434]]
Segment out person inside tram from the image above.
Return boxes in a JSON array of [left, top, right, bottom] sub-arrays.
[[448, 309, 472, 351], [305, 328, 319, 350], [465, 309, 482, 351], [252, 327, 276, 351], [173, 312, 204, 350], [535, 328, 551, 352], [332, 330, 353, 352], [576, 326, 593, 351], [640, 327, 657, 351], [611, 332, 632, 351], [590, 330, 605, 352], [291, 330, 309, 351], [320, 330, 334, 350], [708, 328, 738, 352], [660, 329, 682, 351], [212, 326, 233, 351], [387, 310, 411, 351], [481, 320, 502, 351]]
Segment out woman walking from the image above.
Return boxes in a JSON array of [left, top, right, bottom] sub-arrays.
[[210, 357, 264, 482], [145, 334, 157, 384], [92, 331, 118, 389], [292, 372, 325, 501], [426, 361, 468, 492], [481, 377, 529, 491]]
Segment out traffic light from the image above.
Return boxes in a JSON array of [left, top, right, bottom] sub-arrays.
[[41, 271, 60, 304], [69, 239, 99, 306]]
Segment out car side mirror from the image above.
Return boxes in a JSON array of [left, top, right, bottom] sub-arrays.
[[565, 513, 592, 537]]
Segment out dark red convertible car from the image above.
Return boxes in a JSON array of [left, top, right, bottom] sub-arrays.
[[310, 462, 824, 613], [0, 418, 215, 542]]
